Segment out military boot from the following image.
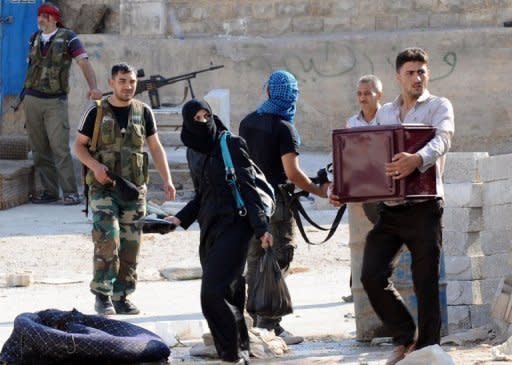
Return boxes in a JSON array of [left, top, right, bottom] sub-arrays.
[[112, 296, 140, 315], [95, 294, 115, 315]]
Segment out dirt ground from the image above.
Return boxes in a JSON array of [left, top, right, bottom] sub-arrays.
[[0, 204, 511, 364]]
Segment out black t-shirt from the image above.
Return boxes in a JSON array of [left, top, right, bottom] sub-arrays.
[[77, 100, 157, 138], [238, 111, 299, 189]]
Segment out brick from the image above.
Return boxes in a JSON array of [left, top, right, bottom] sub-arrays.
[[245, 19, 270, 36], [292, 16, 324, 33], [443, 207, 483, 232], [375, 15, 398, 30], [415, 0, 434, 11], [444, 182, 482, 208], [383, 0, 413, 12], [276, 2, 310, 16], [265, 19, 294, 37], [443, 230, 481, 257], [429, 13, 461, 27], [252, 3, 275, 19], [175, 7, 191, 21], [464, 0, 496, 11], [460, 11, 497, 26], [434, 0, 465, 13], [324, 16, 352, 33], [190, 7, 207, 21], [357, 0, 384, 15], [444, 152, 488, 184], [480, 153, 512, 182], [330, 0, 358, 16], [397, 13, 429, 29], [350, 15, 376, 31]]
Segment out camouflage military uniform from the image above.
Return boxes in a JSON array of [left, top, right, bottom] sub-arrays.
[[24, 28, 82, 199], [87, 99, 149, 300]]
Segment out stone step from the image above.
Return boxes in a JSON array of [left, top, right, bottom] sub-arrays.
[[153, 107, 182, 129], [147, 189, 194, 206], [148, 168, 193, 191], [158, 130, 182, 147]]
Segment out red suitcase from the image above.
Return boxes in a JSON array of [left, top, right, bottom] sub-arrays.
[[332, 125, 436, 202]]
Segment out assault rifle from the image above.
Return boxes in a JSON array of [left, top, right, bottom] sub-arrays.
[[103, 65, 224, 109]]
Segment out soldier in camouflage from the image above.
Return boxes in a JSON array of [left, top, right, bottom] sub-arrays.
[[74, 63, 176, 315], [24, 2, 102, 205]]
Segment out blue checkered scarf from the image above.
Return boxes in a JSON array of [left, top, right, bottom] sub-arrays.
[[257, 70, 300, 143]]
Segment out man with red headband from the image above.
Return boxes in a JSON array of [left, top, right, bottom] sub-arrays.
[[24, 2, 102, 205]]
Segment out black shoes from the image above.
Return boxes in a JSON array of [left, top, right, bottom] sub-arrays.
[[112, 296, 140, 315], [95, 294, 115, 315], [30, 191, 58, 204]]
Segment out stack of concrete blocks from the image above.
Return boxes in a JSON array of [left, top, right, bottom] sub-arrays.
[[443, 152, 512, 332]]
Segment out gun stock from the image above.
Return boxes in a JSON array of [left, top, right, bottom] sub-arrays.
[[11, 88, 26, 112]]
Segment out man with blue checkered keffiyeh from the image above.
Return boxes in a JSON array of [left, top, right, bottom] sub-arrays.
[[239, 70, 330, 345]]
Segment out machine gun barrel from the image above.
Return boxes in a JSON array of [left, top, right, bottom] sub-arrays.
[[102, 65, 224, 109]]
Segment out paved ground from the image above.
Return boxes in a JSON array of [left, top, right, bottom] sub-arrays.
[[0, 195, 509, 363]]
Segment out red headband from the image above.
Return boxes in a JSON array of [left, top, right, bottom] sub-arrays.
[[38, 4, 60, 22]]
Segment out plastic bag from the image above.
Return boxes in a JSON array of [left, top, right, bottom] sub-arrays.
[[247, 247, 292, 319]]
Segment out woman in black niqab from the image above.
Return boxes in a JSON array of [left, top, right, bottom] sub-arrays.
[[166, 99, 272, 365]]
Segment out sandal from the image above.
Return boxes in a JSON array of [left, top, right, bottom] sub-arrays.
[[63, 193, 81, 205], [31, 191, 58, 204]]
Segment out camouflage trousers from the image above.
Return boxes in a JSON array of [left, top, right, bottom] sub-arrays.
[[89, 186, 146, 300]]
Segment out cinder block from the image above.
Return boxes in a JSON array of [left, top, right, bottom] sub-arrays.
[[444, 182, 483, 208], [443, 152, 488, 184], [480, 230, 512, 256], [375, 15, 398, 30], [443, 207, 483, 232], [447, 305, 470, 331], [397, 13, 429, 29], [483, 205, 512, 231], [447, 278, 501, 305], [483, 179, 512, 205], [446, 254, 512, 281], [443, 230, 481, 257], [445, 256, 481, 281], [480, 154, 512, 182], [469, 303, 492, 328], [447, 304, 491, 332]]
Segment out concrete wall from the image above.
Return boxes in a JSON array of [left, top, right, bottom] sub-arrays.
[[50, 27, 512, 154], [56, 0, 512, 37]]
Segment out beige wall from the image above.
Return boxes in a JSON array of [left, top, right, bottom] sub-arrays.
[[58, 27, 512, 154], [55, 0, 512, 37]]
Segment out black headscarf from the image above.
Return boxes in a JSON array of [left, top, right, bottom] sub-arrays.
[[181, 99, 227, 154]]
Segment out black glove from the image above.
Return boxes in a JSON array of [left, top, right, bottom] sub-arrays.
[[138, 217, 177, 234], [106, 171, 140, 201]]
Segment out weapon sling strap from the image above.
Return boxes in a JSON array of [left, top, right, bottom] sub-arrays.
[[90, 100, 103, 153], [82, 100, 103, 216], [279, 186, 346, 245]]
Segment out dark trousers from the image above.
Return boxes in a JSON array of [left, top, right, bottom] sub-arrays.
[[246, 194, 295, 331], [200, 218, 252, 362], [360, 199, 443, 349]]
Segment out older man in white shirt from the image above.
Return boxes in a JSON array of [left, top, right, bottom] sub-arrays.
[[346, 74, 383, 128], [359, 48, 454, 365]]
